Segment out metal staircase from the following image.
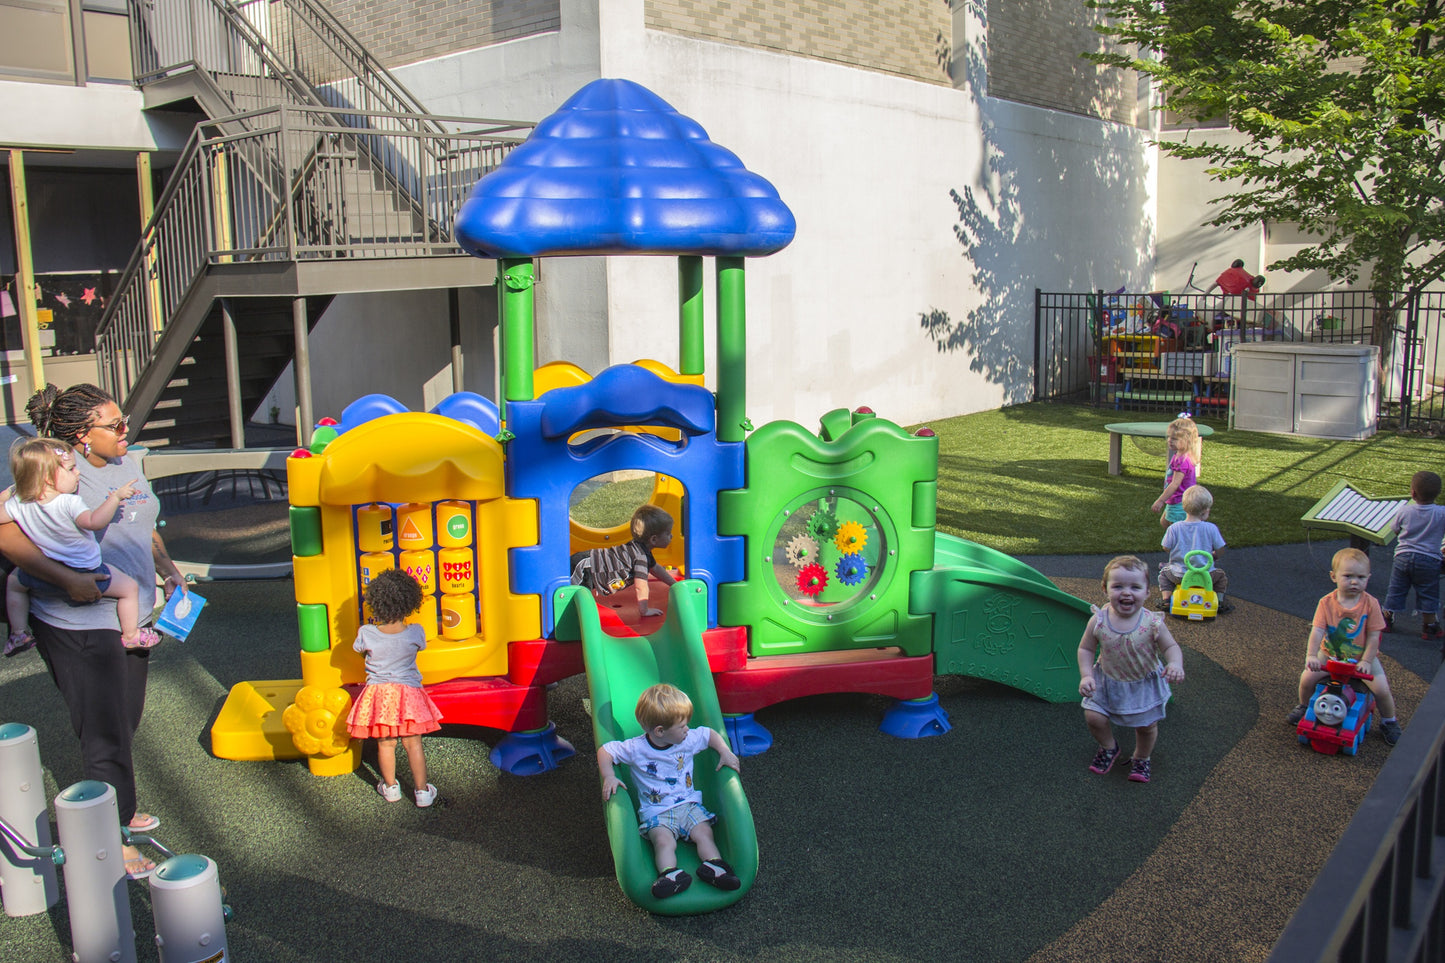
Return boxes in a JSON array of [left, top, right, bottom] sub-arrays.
[[96, 0, 530, 447]]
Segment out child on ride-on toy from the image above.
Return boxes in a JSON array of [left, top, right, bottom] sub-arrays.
[[1287, 548, 1404, 746], [1158, 485, 1229, 612]]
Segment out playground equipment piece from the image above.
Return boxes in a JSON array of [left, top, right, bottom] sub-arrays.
[[1298, 659, 1376, 756], [1170, 550, 1219, 621], [0, 723, 59, 917], [209, 76, 1094, 916], [1300, 479, 1409, 556], [559, 581, 756, 915]]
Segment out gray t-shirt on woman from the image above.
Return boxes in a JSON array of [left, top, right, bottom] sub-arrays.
[[30, 449, 159, 631]]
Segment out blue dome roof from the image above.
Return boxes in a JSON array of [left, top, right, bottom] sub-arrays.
[[454, 79, 795, 258]]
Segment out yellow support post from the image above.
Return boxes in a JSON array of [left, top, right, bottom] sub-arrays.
[[8, 150, 44, 392], [136, 151, 163, 334], [209, 146, 233, 263]]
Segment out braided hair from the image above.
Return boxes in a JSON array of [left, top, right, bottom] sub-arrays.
[[25, 383, 115, 448]]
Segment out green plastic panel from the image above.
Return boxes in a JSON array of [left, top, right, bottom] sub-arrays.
[[562, 582, 757, 916], [289, 506, 323, 557], [911, 532, 1092, 703], [717, 416, 937, 657], [297, 603, 331, 653]]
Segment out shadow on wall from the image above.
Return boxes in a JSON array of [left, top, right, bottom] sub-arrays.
[[920, 0, 1153, 404]]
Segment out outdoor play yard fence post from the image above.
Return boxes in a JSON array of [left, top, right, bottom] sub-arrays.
[[0, 722, 60, 917]]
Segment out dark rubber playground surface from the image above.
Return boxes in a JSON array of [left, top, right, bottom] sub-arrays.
[[0, 540, 1434, 963]]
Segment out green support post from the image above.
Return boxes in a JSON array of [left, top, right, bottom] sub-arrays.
[[297, 603, 331, 653], [289, 506, 322, 557], [500, 258, 536, 404], [716, 257, 746, 442], [679, 255, 705, 376]]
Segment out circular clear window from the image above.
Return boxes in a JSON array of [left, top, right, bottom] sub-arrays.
[[772, 492, 886, 611]]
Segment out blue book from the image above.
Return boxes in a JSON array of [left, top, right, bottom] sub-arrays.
[[156, 590, 206, 642]]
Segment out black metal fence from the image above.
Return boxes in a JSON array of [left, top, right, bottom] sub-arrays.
[[1035, 288, 1445, 430], [1267, 659, 1445, 962]]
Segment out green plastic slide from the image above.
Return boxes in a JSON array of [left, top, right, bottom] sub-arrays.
[[555, 580, 757, 915]]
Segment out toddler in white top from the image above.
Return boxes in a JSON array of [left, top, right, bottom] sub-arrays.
[[1, 437, 159, 655]]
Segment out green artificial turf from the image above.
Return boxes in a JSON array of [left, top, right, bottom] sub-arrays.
[[928, 403, 1435, 555], [569, 403, 1432, 558]]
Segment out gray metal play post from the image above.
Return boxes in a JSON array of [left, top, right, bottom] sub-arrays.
[[0, 722, 61, 916]]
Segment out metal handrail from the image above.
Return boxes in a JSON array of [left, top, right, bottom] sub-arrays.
[[1268, 658, 1445, 962], [93, 105, 529, 405]]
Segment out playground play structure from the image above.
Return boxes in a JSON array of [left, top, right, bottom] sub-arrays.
[[209, 79, 1092, 914]]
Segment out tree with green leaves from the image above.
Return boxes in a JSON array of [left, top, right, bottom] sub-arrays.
[[1087, 0, 1445, 333]]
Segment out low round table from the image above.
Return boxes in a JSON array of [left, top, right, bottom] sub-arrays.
[[1104, 421, 1215, 476]]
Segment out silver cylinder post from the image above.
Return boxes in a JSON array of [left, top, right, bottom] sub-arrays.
[[54, 780, 137, 963], [151, 854, 229, 962], [0, 723, 59, 916]]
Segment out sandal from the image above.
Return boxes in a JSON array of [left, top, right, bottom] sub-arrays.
[[4, 630, 34, 657], [127, 813, 160, 833], [122, 627, 162, 650], [123, 852, 156, 880]]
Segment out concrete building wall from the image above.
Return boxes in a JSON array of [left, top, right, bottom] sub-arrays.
[[264, 287, 499, 425], [322, 0, 560, 69], [984, 0, 1137, 126], [388, 0, 1154, 427], [643, 0, 950, 86]]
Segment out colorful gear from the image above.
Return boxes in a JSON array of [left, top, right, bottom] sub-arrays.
[[806, 508, 838, 541], [785, 534, 819, 568], [796, 563, 828, 598], [834, 520, 868, 554], [835, 552, 868, 586]]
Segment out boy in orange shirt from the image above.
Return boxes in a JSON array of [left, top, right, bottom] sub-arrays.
[[1286, 547, 1403, 745]]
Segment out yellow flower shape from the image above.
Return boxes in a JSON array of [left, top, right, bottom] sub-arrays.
[[834, 520, 868, 555], [282, 685, 353, 757]]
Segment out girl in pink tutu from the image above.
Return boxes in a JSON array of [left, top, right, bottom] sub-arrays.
[[346, 568, 443, 807]]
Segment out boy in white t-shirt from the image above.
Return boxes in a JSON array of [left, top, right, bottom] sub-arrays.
[[597, 683, 742, 898], [1158, 485, 1229, 612]]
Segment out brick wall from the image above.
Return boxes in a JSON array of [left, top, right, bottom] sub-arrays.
[[644, 0, 953, 86], [985, 0, 1136, 125], [322, 0, 560, 69]]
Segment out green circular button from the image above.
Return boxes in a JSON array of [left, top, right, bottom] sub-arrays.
[[156, 854, 211, 882], [58, 780, 109, 802]]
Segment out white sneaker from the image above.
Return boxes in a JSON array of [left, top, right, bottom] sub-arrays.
[[376, 781, 402, 802], [414, 783, 437, 808]]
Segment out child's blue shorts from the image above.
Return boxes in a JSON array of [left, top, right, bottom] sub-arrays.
[[638, 801, 716, 841], [16, 563, 112, 605]]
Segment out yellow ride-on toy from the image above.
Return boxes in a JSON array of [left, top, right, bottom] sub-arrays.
[[1170, 550, 1219, 621]]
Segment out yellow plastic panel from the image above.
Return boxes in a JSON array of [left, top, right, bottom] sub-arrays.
[[287, 453, 323, 507], [317, 413, 506, 505], [210, 680, 307, 761], [532, 361, 592, 397], [417, 635, 509, 682], [300, 646, 354, 690]]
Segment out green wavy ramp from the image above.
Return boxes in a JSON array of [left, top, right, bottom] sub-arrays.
[[557, 581, 757, 915], [910, 533, 1092, 703]]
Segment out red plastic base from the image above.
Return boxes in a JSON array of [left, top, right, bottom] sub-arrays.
[[425, 676, 548, 731], [713, 649, 935, 715]]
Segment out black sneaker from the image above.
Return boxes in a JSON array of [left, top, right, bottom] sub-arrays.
[[1423, 623, 1444, 642], [1286, 703, 1308, 725], [651, 868, 691, 898], [1381, 720, 1403, 746], [696, 858, 741, 891], [1216, 600, 1235, 614]]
